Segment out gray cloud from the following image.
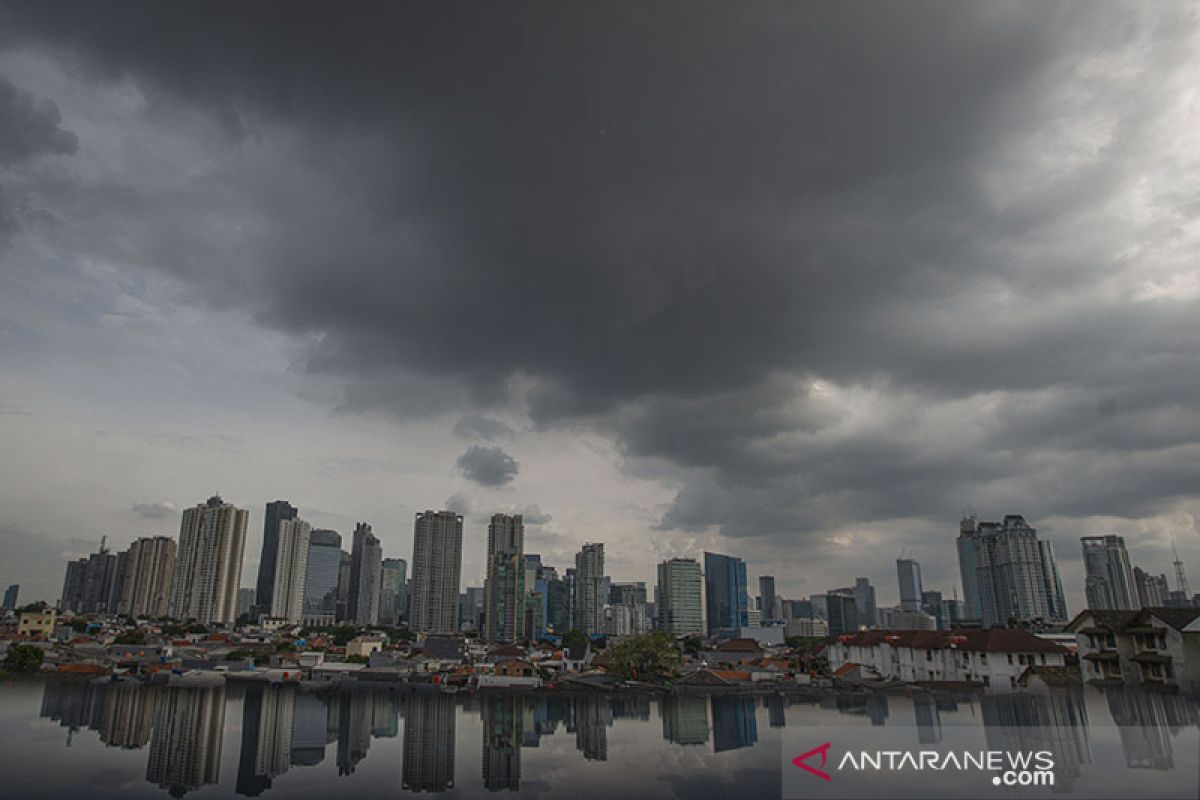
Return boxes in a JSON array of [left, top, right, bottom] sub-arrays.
[[456, 445, 519, 488], [2, 3, 1199, 603], [0, 75, 77, 165], [131, 500, 177, 520]]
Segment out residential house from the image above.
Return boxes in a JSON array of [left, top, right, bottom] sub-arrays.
[[1066, 607, 1200, 693]]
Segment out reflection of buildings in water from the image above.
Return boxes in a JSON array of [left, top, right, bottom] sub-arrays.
[[482, 694, 522, 791], [336, 690, 372, 777], [766, 694, 786, 728], [39, 680, 106, 744], [574, 693, 611, 761], [146, 686, 226, 798], [236, 683, 296, 796], [711, 696, 758, 753], [99, 683, 159, 749], [290, 691, 329, 767], [371, 691, 399, 738], [403, 692, 456, 791], [1104, 689, 1200, 771], [913, 694, 942, 745], [827, 693, 890, 726], [661, 694, 709, 746], [981, 690, 1090, 792], [610, 695, 652, 721]]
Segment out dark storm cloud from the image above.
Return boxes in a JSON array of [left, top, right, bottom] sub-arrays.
[[0, 75, 77, 239], [3, 1, 1199, 548], [456, 445, 519, 488]]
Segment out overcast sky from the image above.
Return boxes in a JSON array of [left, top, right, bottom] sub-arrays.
[[1, 2, 1198, 612]]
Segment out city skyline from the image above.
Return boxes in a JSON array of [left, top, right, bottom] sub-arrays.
[[2, 3, 1200, 619]]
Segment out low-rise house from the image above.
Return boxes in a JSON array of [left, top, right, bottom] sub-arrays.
[[1066, 607, 1200, 693], [346, 635, 385, 659], [17, 608, 56, 638], [827, 628, 1068, 690], [704, 639, 765, 666]]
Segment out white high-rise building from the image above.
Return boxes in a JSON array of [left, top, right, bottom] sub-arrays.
[[169, 495, 249, 624], [574, 543, 605, 635], [410, 511, 463, 634], [120, 536, 177, 618], [348, 522, 383, 626], [1082, 535, 1137, 610], [270, 518, 311, 623]]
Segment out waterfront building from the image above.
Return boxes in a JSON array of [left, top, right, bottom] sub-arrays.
[[410, 511, 464, 634], [169, 496, 249, 624]]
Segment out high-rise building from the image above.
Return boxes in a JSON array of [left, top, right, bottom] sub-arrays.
[[545, 575, 571, 634], [2, 583, 18, 610], [410, 511, 464, 634], [574, 543, 606, 636], [704, 552, 749, 636], [60, 537, 126, 615], [957, 515, 1067, 627], [1081, 535, 1137, 610], [897, 558, 923, 612], [608, 582, 648, 636], [302, 530, 342, 623], [1134, 566, 1170, 608], [270, 518, 311, 624], [255, 501, 298, 614], [402, 693, 456, 791], [120, 536, 177, 618], [336, 550, 351, 622], [656, 558, 704, 636], [379, 558, 407, 627], [920, 590, 944, 629], [462, 586, 486, 631], [853, 577, 877, 628], [146, 686, 226, 795], [484, 514, 526, 642], [169, 495, 249, 625], [758, 576, 777, 622], [826, 591, 858, 637], [347, 523, 382, 626], [237, 588, 256, 619]]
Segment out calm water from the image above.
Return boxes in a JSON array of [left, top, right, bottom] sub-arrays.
[[1, 680, 1197, 799]]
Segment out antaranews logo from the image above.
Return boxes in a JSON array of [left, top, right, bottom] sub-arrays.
[[790, 742, 1055, 789]]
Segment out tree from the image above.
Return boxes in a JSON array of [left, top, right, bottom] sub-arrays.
[[114, 630, 147, 645], [605, 632, 682, 683], [3, 644, 44, 673], [562, 629, 588, 651]]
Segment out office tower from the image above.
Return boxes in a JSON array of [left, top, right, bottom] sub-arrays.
[[302, 529, 342, 622], [119, 536, 177, 618], [920, 590, 944, 629], [169, 495, 250, 625], [378, 557, 407, 626], [461, 586, 486, 631], [574, 543, 606, 635], [897, 557, 923, 612], [1039, 540, 1069, 622], [758, 576, 777, 622], [482, 694, 522, 790], [656, 558, 704, 636], [957, 515, 1066, 627], [853, 577, 878, 628], [410, 511, 464, 634], [825, 591, 858, 637], [2, 583, 18, 610], [703, 552, 749, 636], [255, 500, 298, 614], [270, 518, 311, 623], [146, 686, 226, 796], [347, 523, 382, 626], [1134, 566, 1170, 608], [336, 550, 351, 621], [485, 513, 526, 642], [545, 575, 571, 634], [563, 568, 578, 630], [609, 582, 648, 635], [60, 537, 126, 615], [403, 692, 456, 791], [1082, 535, 1137, 610], [237, 588, 256, 619]]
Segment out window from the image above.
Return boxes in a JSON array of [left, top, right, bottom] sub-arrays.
[[1007, 653, 1013, 665], [926, 650, 932, 661], [1039, 654, 1046, 664], [980, 653, 988, 665]]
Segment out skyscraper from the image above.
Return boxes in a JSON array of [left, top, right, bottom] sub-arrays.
[[119, 536, 177, 618], [853, 577, 877, 628], [2, 583, 18, 610], [703, 552, 749, 636], [656, 558, 704, 636], [347, 523, 382, 626], [61, 538, 126, 615], [410, 511, 464, 634], [379, 558, 407, 626], [957, 515, 1067, 628], [270, 518, 311, 623], [825, 591, 858, 637], [484, 513, 526, 642], [574, 543, 606, 636], [758, 576, 777, 622], [255, 500, 298, 614], [302, 529, 342, 623], [921, 590, 944, 629], [897, 557, 923, 612], [1134, 565, 1170, 608], [169, 495, 249, 624], [1081, 535, 1137, 610]]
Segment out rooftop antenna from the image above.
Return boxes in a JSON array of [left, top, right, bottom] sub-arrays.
[[1171, 537, 1190, 596]]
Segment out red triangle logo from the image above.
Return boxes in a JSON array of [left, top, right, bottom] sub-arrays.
[[792, 741, 832, 781]]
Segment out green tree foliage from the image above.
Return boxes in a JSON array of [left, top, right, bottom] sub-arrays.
[[562, 629, 588, 650], [605, 632, 682, 683], [3, 644, 44, 673], [114, 630, 147, 645]]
